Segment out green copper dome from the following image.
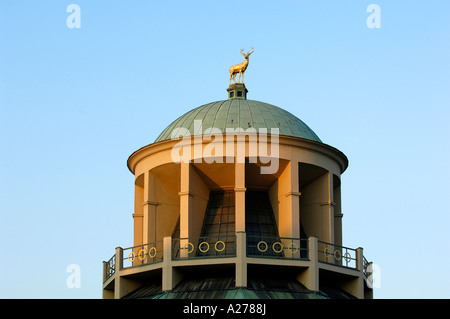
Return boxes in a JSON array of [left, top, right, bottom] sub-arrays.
[[155, 99, 322, 143]]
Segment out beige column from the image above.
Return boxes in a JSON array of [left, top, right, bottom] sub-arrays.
[[162, 236, 183, 291], [102, 261, 108, 283], [319, 172, 335, 244], [179, 162, 194, 238], [115, 246, 123, 272], [133, 183, 144, 247], [342, 276, 364, 299], [356, 247, 364, 271], [235, 231, 247, 287], [114, 276, 141, 299], [277, 161, 300, 239], [113, 247, 141, 299], [235, 162, 246, 233], [179, 162, 193, 257], [102, 287, 114, 299], [296, 237, 319, 291], [143, 171, 159, 244]]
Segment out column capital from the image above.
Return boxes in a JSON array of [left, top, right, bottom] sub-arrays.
[[234, 187, 247, 192], [178, 191, 209, 201], [178, 191, 194, 197], [282, 191, 301, 197], [142, 200, 160, 206]]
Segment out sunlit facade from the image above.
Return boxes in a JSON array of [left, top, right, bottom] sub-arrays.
[[102, 83, 374, 299]]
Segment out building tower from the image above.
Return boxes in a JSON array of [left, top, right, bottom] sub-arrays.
[[102, 57, 374, 299]]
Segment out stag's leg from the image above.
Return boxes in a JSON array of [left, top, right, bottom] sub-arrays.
[[238, 72, 242, 83], [242, 71, 245, 84]]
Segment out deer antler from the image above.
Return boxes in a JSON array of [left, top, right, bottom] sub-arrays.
[[247, 47, 254, 55]]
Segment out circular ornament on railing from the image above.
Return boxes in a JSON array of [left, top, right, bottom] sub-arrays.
[[344, 252, 352, 263], [215, 241, 226, 252], [334, 249, 342, 261], [257, 241, 268, 252], [272, 242, 283, 253], [138, 248, 146, 261], [184, 242, 195, 254], [128, 251, 135, 262], [149, 247, 157, 258], [198, 241, 210, 253], [288, 242, 298, 254]]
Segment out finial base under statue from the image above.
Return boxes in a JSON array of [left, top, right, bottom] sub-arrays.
[[227, 83, 248, 100]]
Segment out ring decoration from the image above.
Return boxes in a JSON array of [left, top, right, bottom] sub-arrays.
[[272, 242, 283, 253], [257, 241, 268, 252], [215, 241, 226, 252], [198, 241, 210, 253], [184, 242, 195, 254], [334, 249, 342, 261], [344, 252, 352, 263], [149, 246, 157, 258], [138, 248, 146, 261], [288, 242, 298, 254]]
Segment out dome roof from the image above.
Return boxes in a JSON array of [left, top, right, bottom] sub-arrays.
[[155, 99, 322, 143], [123, 273, 356, 299]]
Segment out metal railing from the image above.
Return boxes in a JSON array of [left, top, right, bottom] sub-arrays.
[[103, 235, 370, 282], [318, 241, 357, 269], [363, 255, 371, 278], [122, 241, 163, 269], [104, 254, 116, 282], [247, 235, 308, 260], [172, 235, 236, 259]]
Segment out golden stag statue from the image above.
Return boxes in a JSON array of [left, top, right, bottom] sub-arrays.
[[229, 48, 254, 85]]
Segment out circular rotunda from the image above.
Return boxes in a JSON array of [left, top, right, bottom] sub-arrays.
[[102, 82, 374, 299]]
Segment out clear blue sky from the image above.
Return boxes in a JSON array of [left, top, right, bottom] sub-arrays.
[[0, 1, 448, 299]]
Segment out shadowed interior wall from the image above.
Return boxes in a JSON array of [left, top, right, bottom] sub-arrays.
[[333, 174, 342, 246], [149, 165, 181, 242], [299, 169, 331, 242], [180, 163, 210, 240]]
